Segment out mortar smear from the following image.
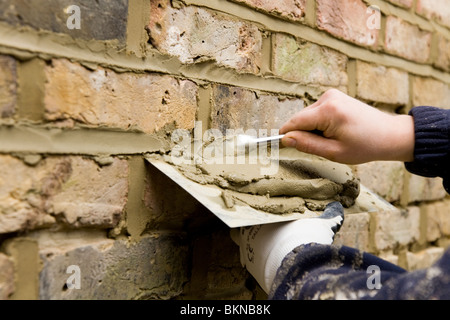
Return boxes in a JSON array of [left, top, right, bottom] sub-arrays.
[[168, 135, 359, 214]]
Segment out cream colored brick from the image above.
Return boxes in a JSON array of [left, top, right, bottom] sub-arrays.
[[0, 155, 128, 234], [406, 174, 447, 203], [412, 76, 450, 109], [272, 33, 348, 87], [44, 59, 198, 133], [333, 212, 371, 252], [211, 84, 304, 133], [435, 34, 450, 72], [405, 247, 445, 271], [372, 207, 420, 251], [147, 0, 262, 74], [423, 199, 450, 242], [354, 161, 404, 203], [356, 61, 409, 105]]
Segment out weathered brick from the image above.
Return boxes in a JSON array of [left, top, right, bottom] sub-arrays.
[[44, 59, 198, 133], [416, 0, 450, 29], [147, 0, 262, 74], [405, 247, 445, 271], [423, 200, 450, 242], [0, 0, 128, 41], [333, 212, 371, 252], [230, 0, 306, 22], [0, 253, 14, 300], [316, 0, 379, 47], [211, 84, 304, 134], [0, 55, 17, 118], [384, 16, 432, 63], [186, 228, 251, 299], [355, 61, 409, 105], [412, 76, 450, 109], [272, 33, 348, 88], [406, 174, 447, 203], [372, 207, 420, 251], [353, 161, 405, 203], [434, 34, 450, 73], [0, 155, 128, 234], [387, 0, 413, 8], [37, 231, 189, 300]]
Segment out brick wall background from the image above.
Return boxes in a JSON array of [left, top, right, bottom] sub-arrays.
[[0, 0, 449, 300]]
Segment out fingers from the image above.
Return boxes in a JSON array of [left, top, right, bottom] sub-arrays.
[[279, 105, 323, 134], [318, 201, 345, 237]]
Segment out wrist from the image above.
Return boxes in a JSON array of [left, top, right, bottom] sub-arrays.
[[381, 114, 415, 162]]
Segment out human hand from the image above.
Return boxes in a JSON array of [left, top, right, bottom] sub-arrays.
[[230, 202, 344, 293], [280, 89, 415, 164]]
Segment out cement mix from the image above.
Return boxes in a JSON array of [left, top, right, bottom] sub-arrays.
[[168, 136, 360, 214]]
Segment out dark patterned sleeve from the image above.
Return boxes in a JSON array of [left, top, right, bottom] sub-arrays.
[[404, 106, 450, 193], [269, 243, 450, 300]]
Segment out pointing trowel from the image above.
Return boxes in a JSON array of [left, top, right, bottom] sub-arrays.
[[145, 142, 398, 227]]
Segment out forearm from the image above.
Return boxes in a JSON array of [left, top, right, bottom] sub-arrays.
[[377, 114, 415, 162]]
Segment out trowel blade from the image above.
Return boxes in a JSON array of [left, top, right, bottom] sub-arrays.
[[145, 152, 399, 228], [146, 156, 317, 228]]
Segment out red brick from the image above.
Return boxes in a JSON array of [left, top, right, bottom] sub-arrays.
[[230, 0, 306, 21], [44, 59, 198, 133], [147, 0, 262, 74], [272, 33, 348, 88], [416, 0, 450, 29], [0, 55, 17, 118], [316, 0, 379, 47], [0, 155, 128, 234], [384, 16, 432, 63]]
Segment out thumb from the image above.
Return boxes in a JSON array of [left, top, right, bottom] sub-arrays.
[[282, 130, 339, 161]]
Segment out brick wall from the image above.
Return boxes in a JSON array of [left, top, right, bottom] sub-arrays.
[[0, 0, 449, 300]]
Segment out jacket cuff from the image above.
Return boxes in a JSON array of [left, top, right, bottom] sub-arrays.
[[404, 106, 450, 192]]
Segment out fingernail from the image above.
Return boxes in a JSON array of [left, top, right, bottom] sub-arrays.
[[283, 137, 297, 148]]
